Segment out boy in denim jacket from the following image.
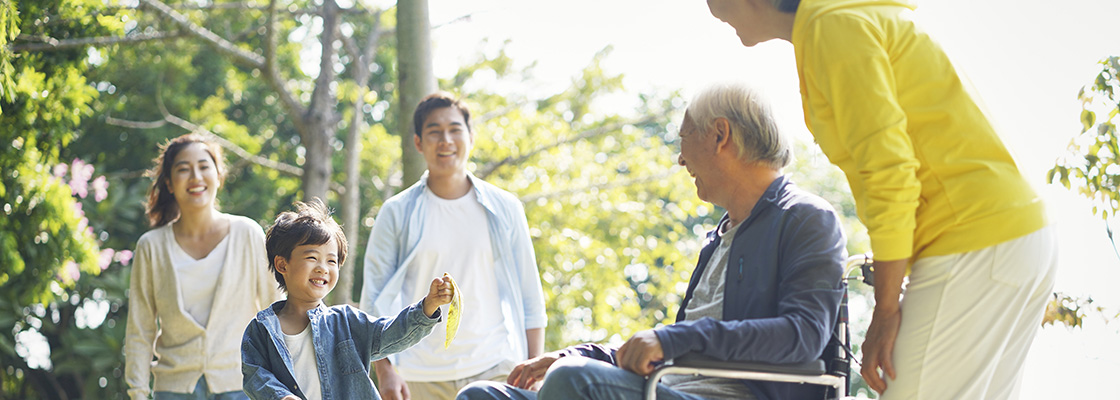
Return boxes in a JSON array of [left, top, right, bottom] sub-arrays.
[[242, 199, 454, 400]]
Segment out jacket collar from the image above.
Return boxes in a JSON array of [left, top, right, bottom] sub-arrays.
[[718, 175, 790, 236], [415, 170, 499, 214]]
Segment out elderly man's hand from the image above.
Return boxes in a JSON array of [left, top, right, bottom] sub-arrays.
[[616, 329, 664, 377]]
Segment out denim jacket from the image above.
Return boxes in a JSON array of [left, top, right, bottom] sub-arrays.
[[358, 171, 547, 364], [241, 300, 439, 400]]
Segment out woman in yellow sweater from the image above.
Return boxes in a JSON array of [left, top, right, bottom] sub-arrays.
[[703, 0, 1057, 398]]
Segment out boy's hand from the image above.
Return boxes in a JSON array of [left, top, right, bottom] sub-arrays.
[[422, 275, 454, 317]]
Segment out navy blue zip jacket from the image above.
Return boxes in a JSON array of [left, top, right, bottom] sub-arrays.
[[562, 176, 846, 400]]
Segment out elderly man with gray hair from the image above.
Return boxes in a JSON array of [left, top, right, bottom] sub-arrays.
[[456, 82, 847, 400]]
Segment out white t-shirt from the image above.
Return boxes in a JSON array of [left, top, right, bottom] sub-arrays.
[[170, 234, 229, 328], [282, 324, 322, 400], [395, 187, 514, 381]]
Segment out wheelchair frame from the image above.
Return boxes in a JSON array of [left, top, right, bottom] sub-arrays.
[[643, 254, 873, 400]]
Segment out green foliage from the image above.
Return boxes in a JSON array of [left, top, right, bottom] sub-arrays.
[[1046, 56, 1120, 329], [1049, 56, 1120, 219], [1043, 292, 1120, 328], [0, 0, 18, 109], [0, 0, 130, 397], [0, 0, 123, 305], [0, 150, 100, 304]]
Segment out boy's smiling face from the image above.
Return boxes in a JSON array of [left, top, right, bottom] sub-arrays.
[[276, 237, 339, 305]]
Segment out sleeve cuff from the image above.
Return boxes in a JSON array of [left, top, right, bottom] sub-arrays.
[[870, 231, 913, 261]]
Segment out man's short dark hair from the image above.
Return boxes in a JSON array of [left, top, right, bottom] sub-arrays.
[[264, 198, 348, 291], [413, 92, 472, 138]]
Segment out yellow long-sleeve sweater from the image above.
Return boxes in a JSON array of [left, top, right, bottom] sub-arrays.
[[791, 0, 1046, 261]]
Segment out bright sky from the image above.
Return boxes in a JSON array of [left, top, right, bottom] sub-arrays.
[[421, 0, 1120, 397]]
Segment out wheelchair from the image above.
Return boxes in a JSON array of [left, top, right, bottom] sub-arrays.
[[644, 254, 874, 400]]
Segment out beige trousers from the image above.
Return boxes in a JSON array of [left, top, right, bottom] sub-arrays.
[[882, 226, 1058, 400], [406, 360, 516, 400]]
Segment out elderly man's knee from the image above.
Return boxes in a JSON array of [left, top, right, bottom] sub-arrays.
[[544, 356, 595, 383], [455, 380, 507, 400]]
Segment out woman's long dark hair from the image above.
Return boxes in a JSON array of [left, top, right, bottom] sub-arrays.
[[145, 134, 226, 227]]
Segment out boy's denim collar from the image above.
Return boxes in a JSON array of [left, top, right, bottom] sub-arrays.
[[260, 300, 328, 321]]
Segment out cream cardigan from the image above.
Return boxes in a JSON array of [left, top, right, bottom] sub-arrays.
[[124, 214, 283, 399]]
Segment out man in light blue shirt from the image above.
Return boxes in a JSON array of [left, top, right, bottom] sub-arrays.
[[360, 92, 547, 400]]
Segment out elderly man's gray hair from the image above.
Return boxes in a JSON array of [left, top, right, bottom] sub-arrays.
[[687, 83, 791, 170]]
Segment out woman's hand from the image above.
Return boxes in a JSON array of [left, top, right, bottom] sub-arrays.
[[861, 305, 901, 393], [860, 258, 908, 394]]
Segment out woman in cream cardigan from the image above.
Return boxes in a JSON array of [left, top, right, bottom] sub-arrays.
[[124, 134, 282, 400]]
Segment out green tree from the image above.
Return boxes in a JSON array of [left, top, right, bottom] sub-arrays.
[[1047, 55, 1120, 326], [0, 0, 17, 110], [0, 1, 127, 397]]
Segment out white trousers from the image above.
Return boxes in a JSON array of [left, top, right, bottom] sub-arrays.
[[882, 226, 1058, 400]]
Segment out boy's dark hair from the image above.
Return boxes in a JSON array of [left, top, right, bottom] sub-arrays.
[[264, 198, 348, 291], [412, 92, 471, 138]]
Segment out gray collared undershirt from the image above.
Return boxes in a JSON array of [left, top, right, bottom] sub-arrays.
[[661, 218, 758, 400]]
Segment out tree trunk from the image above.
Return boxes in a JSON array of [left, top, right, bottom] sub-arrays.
[[300, 0, 341, 203], [333, 91, 362, 306], [396, 0, 436, 188], [332, 20, 384, 305]]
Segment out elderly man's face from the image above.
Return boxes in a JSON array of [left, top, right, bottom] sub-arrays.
[[678, 114, 719, 203]]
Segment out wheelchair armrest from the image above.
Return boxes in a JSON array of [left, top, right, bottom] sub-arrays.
[[669, 353, 827, 376]]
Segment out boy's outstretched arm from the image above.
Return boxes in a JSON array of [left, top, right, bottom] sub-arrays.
[[241, 321, 299, 400]]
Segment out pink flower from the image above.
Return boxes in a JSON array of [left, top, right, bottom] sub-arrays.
[[99, 248, 115, 271], [69, 159, 94, 198], [115, 249, 134, 266], [63, 261, 80, 283], [91, 176, 109, 202], [53, 163, 68, 178]]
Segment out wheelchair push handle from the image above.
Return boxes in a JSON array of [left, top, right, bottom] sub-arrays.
[[844, 253, 874, 287]]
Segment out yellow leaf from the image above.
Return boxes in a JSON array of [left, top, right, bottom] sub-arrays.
[[444, 273, 462, 349]]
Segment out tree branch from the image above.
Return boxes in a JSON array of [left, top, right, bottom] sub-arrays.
[[261, 0, 307, 132], [104, 115, 344, 193], [475, 100, 530, 125], [432, 13, 473, 30], [104, 116, 166, 129], [113, 1, 366, 16], [306, 0, 342, 127], [518, 170, 677, 204], [11, 31, 186, 52], [138, 0, 265, 68], [476, 117, 656, 179]]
